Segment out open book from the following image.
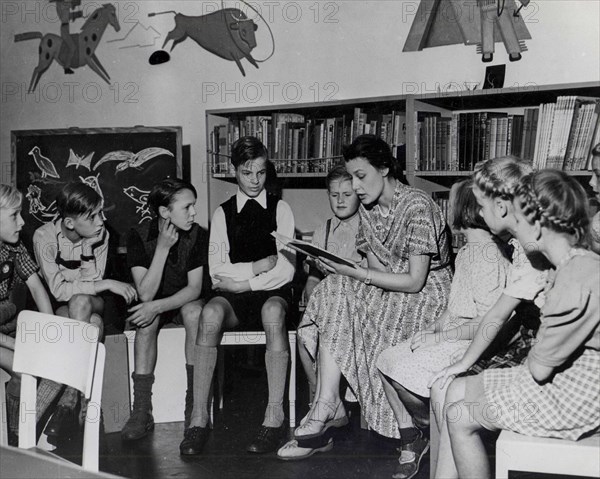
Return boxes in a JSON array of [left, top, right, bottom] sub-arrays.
[[271, 232, 357, 268]]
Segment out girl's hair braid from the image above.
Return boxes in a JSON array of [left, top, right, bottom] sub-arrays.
[[515, 169, 591, 247], [473, 156, 532, 200]]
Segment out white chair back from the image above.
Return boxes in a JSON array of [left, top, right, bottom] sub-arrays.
[[12, 311, 105, 471]]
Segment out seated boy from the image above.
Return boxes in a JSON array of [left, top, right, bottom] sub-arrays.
[[299, 165, 361, 399], [33, 182, 137, 439], [180, 136, 296, 456], [121, 178, 208, 441]]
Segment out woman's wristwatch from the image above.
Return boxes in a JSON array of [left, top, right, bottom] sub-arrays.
[[363, 268, 372, 285]]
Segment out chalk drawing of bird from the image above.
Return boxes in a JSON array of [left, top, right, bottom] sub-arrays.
[[123, 185, 152, 223], [79, 174, 104, 199], [66, 149, 94, 170], [29, 146, 59, 178], [26, 184, 57, 223], [93, 147, 174, 172]]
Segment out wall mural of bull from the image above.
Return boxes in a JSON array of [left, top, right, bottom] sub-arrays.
[[149, 7, 273, 76]]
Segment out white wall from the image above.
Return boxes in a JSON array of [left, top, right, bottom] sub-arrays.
[[1, 0, 599, 230]]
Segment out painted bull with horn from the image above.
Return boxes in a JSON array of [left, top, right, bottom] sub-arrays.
[[149, 8, 260, 76]]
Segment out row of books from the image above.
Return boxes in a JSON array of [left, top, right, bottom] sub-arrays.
[[532, 96, 600, 171], [432, 195, 466, 250], [210, 108, 408, 174], [415, 95, 600, 172], [416, 112, 525, 171], [351, 107, 407, 153]]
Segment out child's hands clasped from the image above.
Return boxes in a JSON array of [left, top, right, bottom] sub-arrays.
[[127, 301, 159, 328], [212, 275, 246, 294]]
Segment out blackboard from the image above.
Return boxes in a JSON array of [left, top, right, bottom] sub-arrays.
[[11, 126, 182, 249]]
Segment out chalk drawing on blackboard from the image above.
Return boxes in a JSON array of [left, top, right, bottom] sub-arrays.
[[93, 147, 174, 173], [79, 173, 104, 199], [123, 186, 152, 224], [26, 185, 57, 223], [67, 149, 94, 170], [29, 146, 59, 179]]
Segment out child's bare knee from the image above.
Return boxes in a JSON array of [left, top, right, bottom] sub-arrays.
[[68, 294, 93, 315], [181, 301, 203, 324]]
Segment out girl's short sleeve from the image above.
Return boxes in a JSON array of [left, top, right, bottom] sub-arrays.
[[471, 245, 509, 317], [530, 267, 598, 368], [15, 242, 39, 282]]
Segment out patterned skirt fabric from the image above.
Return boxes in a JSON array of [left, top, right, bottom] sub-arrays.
[[377, 339, 470, 398], [462, 325, 538, 376], [298, 269, 450, 438], [466, 349, 600, 440]]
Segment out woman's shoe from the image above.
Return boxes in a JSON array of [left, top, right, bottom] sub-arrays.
[[294, 400, 348, 440], [277, 437, 334, 461]]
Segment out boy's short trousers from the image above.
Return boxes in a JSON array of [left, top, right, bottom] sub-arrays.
[[208, 288, 292, 331]]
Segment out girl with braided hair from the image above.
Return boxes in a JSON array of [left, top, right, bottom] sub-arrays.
[[429, 156, 551, 479], [446, 169, 599, 479]]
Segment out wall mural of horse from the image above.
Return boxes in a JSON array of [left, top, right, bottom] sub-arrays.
[[14, 3, 120, 92]]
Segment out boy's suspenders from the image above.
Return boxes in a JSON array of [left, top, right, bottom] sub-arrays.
[[324, 218, 332, 252]]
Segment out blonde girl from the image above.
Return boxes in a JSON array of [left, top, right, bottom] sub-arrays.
[[448, 169, 599, 478]]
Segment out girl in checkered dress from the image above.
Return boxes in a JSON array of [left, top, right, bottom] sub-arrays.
[[428, 156, 550, 479], [0, 184, 61, 445], [447, 170, 600, 479]]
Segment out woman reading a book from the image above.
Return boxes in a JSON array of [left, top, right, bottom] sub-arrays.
[[294, 134, 452, 454]]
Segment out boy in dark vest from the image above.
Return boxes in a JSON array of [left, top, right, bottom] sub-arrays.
[[121, 178, 208, 441], [180, 136, 295, 455]]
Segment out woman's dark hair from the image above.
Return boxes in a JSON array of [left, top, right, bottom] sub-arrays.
[[56, 182, 102, 219], [342, 134, 400, 179], [148, 178, 197, 215], [451, 179, 489, 231], [231, 136, 268, 169]]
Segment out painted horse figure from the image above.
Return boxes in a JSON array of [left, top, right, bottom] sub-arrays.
[[15, 3, 120, 92]]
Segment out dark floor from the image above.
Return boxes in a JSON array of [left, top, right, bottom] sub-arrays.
[[48, 349, 592, 479], [51, 347, 423, 479]]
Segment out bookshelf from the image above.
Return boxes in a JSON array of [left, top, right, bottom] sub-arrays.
[[206, 81, 600, 229]]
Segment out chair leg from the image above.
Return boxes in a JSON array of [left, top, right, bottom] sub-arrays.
[[0, 370, 8, 446], [288, 332, 296, 428], [218, 347, 224, 411]]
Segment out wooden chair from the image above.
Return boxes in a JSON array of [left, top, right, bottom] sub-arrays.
[[211, 330, 297, 427], [12, 311, 106, 472]]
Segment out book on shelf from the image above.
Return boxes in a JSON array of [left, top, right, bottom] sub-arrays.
[[533, 96, 599, 170], [271, 232, 357, 267]]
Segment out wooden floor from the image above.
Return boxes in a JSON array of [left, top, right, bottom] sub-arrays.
[[48, 349, 588, 479], [52, 348, 422, 479]]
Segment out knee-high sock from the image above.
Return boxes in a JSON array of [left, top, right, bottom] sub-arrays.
[[190, 345, 217, 428], [263, 349, 289, 428]]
